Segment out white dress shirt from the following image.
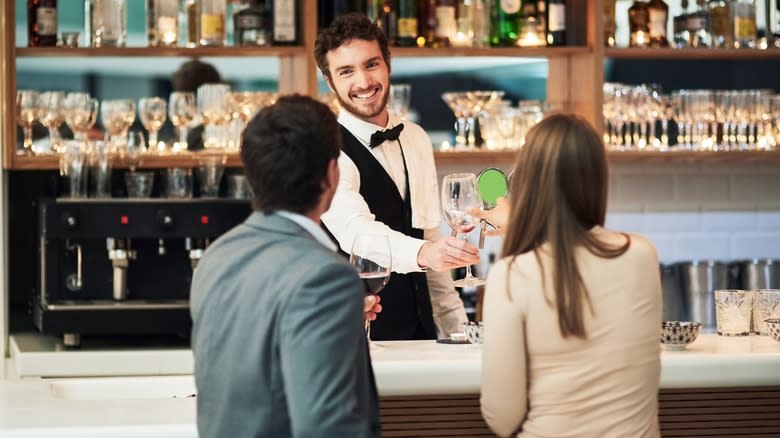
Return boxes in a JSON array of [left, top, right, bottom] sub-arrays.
[[321, 110, 467, 336], [275, 210, 337, 252]]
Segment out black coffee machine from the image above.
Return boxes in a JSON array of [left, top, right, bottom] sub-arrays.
[[35, 198, 251, 347]]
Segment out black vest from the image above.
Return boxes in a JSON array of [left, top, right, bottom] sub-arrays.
[[326, 126, 436, 341]]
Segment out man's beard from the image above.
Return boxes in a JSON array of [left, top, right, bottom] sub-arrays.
[[333, 86, 389, 123]]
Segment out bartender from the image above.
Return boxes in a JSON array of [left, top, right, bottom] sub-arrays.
[[315, 13, 479, 341]]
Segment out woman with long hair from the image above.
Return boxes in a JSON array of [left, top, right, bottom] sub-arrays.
[[476, 114, 662, 437]]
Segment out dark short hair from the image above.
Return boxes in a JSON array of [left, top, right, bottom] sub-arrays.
[[314, 12, 391, 80], [240, 95, 341, 214], [171, 59, 222, 92]]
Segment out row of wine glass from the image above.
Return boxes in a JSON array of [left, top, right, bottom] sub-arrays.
[[603, 83, 780, 152], [15, 87, 281, 156]]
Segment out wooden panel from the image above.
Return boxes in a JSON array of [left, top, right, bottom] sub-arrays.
[[2, 0, 17, 169], [379, 388, 780, 438]]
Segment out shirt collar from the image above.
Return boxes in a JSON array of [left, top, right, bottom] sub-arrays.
[[275, 210, 338, 252], [338, 110, 397, 148]]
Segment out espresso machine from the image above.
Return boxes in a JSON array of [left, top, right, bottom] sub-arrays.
[[35, 198, 251, 347]]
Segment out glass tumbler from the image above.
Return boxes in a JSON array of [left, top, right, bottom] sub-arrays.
[[714, 289, 752, 336], [197, 155, 225, 198], [752, 289, 780, 335], [125, 170, 155, 198], [164, 167, 193, 198]]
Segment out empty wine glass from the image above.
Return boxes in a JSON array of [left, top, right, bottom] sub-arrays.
[[39, 91, 66, 153], [350, 234, 391, 347], [441, 173, 485, 287], [197, 83, 231, 149], [168, 91, 196, 152], [64, 93, 98, 142], [122, 130, 147, 171], [388, 84, 411, 120], [139, 97, 167, 154], [16, 89, 41, 155], [101, 99, 136, 151]]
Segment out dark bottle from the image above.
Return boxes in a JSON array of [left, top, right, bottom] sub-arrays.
[[272, 0, 299, 45], [490, 0, 522, 47], [380, 1, 398, 45], [235, 0, 271, 46], [546, 0, 566, 46], [395, 0, 419, 46], [27, 0, 58, 47], [628, 0, 650, 47], [646, 0, 669, 47]]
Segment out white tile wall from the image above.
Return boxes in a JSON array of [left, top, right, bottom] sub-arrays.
[[437, 162, 780, 264]]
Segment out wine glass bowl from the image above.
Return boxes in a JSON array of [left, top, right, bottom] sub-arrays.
[[39, 91, 66, 153], [168, 91, 196, 152], [441, 173, 485, 287], [350, 234, 391, 346], [64, 93, 98, 142], [16, 89, 42, 155], [139, 97, 167, 154], [101, 99, 136, 150]]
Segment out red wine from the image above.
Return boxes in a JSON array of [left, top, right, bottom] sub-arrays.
[[359, 272, 389, 296]]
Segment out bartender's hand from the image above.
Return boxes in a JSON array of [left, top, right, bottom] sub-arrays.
[[364, 294, 382, 321], [417, 237, 480, 272], [468, 197, 510, 237]]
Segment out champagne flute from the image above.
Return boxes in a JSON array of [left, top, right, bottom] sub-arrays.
[[350, 234, 391, 346], [39, 91, 66, 153], [441, 173, 485, 287]]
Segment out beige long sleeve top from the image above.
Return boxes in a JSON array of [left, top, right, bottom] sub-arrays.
[[480, 228, 662, 438]]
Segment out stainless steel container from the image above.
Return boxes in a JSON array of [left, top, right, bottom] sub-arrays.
[[732, 259, 780, 290], [677, 260, 732, 330], [660, 263, 686, 321]]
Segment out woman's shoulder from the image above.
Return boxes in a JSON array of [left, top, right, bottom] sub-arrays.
[[598, 227, 659, 262]]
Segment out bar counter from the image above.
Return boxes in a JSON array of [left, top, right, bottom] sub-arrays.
[[2, 334, 780, 437]]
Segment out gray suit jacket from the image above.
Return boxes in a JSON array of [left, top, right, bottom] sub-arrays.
[[191, 212, 380, 438]]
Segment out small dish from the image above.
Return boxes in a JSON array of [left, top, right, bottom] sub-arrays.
[[660, 321, 701, 351]]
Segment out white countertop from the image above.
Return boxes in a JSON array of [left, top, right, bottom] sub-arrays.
[[2, 334, 780, 437]]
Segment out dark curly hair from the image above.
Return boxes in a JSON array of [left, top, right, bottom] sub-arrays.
[[314, 12, 391, 80], [240, 95, 342, 214]]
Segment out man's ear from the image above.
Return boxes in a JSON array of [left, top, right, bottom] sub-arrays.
[[324, 158, 339, 191], [323, 75, 335, 93]]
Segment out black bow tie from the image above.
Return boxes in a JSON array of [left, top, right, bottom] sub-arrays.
[[369, 124, 404, 148]]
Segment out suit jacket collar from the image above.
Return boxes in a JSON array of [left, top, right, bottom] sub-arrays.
[[244, 211, 318, 243]]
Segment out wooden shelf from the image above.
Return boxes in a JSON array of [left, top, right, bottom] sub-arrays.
[[605, 47, 780, 60], [15, 46, 307, 58], [391, 46, 591, 58], [10, 152, 243, 171]]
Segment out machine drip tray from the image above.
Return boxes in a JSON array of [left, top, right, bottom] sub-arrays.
[[8, 332, 193, 378]]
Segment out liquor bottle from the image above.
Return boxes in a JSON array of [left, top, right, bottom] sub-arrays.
[[234, 0, 271, 46], [199, 0, 226, 46], [604, 0, 617, 46], [273, 0, 299, 45], [185, 0, 199, 47], [546, 0, 566, 46], [672, 0, 690, 48], [380, 1, 398, 45], [646, 0, 669, 47], [418, 0, 436, 46], [396, 0, 419, 46], [91, 0, 127, 47], [27, 0, 58, 47], [490, 0, 522, 47], [155, 0, 179, 47], [707, 0, 729, 48], [729, 0, 756, 48], [688, 0, 712, 47], [434, 0, 457, 47], [367, 0, 383, 25], [628, 0, 650, 47], [146, 0, 157, 46]]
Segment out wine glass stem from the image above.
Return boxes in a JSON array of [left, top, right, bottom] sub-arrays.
[[364, 319, 372, 342], [23, 126, 34, 150], [178, 126, 189, 148], [149, 131, 159, 150], [460, 233, 476, 280]]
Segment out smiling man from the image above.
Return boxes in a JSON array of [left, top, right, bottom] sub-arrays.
[[314, 13, 479, 341]]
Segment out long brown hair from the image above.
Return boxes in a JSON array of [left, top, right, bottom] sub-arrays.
[[501, 113, 630, 339]]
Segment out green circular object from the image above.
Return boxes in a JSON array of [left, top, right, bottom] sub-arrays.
[[476, 168, 508, 208]]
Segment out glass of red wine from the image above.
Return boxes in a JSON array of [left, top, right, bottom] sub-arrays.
[[350, 234, 391, 346], [441, 173, 486, 287]]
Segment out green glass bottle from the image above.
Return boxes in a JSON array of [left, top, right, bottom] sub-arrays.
[[490, 0, 522, 47]]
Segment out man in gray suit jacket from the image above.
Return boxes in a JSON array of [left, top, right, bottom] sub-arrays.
[[190, 95, 382, 438]]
